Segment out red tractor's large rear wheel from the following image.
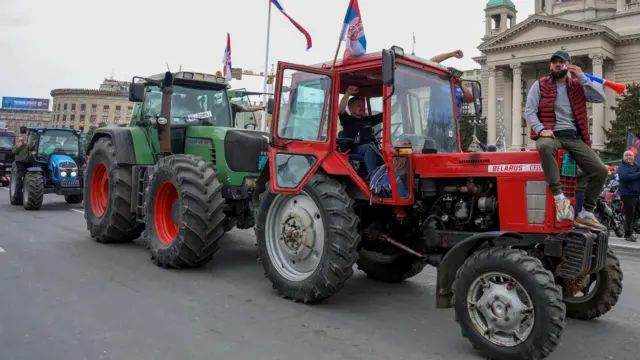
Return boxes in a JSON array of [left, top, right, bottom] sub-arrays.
[[84, 137, 144, 243], [255, 172, 360, 303], [144, 154, 226, 269]]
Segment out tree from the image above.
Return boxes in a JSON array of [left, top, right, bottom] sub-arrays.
[[603, 83, 640, 158]]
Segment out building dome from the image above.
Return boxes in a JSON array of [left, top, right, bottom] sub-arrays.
[[486, 0, 516, 9]]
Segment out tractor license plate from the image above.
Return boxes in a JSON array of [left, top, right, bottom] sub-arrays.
[[61, 179, 80, 188], [258, 155, 267, 171]]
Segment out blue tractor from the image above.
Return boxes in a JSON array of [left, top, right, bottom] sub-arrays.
[[9, 127, 85, 210]]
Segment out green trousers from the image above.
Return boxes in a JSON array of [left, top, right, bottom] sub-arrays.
[[536, 137, 608, 212]]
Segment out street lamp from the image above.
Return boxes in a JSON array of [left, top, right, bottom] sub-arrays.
[[520, 78, 528, 151]]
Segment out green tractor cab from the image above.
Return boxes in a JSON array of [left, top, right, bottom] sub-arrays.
[[83, 70, 272, 268]]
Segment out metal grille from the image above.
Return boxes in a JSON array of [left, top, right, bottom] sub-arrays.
[[60, 179, 80, 187]]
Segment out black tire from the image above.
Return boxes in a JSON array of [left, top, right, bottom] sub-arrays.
[[452, 247, 566, 360], [22, 172, 44, 211], [613, 222, 624, 238], [564, 249, 623, 320], [255, 172, 360, 303], [65, 194, 83, 204], [144, 154, 226, 269], [9, 162, 24, 206], [84, 137, 143, 243], [357, 249, 427, 283]]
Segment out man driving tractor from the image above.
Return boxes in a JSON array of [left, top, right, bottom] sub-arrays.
[[338, 85, 383, 177], [525, 49, 608, 231]]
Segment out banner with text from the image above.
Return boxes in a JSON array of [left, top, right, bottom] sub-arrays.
[[1, 97, 50, 111]]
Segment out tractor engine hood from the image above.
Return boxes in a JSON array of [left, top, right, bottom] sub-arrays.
[[223, 129, 269, 173]]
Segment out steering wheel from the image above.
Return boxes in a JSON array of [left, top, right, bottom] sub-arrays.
[[374, 122, 403, 142]]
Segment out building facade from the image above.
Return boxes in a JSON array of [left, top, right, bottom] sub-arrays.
[[472, 0, 640, 151], [50, 79, 134, 132], [0, 109, 51, 133]]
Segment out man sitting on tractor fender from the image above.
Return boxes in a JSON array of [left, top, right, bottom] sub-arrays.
[[525, 50, 608, 231], [338, 85, 383, 177]]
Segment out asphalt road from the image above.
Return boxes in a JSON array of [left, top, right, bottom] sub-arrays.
[[0, 188, 639, 360]]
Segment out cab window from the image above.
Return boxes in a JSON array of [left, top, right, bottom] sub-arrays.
[[276, 69, 331, 142]]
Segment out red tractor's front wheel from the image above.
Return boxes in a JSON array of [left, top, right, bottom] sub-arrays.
[[144, 154, 226, 269], [84, 137, 143, 243], [255, 172, 360, 303]]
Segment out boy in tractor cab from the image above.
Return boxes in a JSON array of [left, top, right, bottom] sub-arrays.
[[525, 50, 609, 231], [338, 85, 384, 177]]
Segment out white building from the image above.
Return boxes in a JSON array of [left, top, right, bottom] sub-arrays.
[[472, 0, 640, 150]]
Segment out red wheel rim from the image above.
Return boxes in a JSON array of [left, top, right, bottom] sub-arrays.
[[154, 181, 179, 245], [90, 162, 109, 218]]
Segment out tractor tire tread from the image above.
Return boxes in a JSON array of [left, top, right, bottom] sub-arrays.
[[84, 137, 143, 243], [255, 172, 360, 303], [145, 154, 226, 269], [452, 246, 566, 360], [23, 172, 44, 210]]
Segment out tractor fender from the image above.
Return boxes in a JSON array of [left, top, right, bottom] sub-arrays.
[[86, 128, 136, 164], [435, 231, 524, 309], [26, 166, 44, 172]]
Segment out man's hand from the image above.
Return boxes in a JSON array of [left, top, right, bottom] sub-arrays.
[[454, 77, 463, 85], [567, 64, 584, 78], [346, 85, 359, 95], [539, 129, 555, 138], [451, 50, 463, 59]]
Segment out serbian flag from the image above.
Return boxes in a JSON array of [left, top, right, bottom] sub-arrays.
[[222, 33, 232, 81], [270, 0, 312, 50], [339, 0, 367, 59]]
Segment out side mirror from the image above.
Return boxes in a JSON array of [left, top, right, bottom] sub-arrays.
[[129, 82, 145, 102], [470, 81, 483, 116], [382, 49, 396, 87], [267, 98, 274, 114], [19, 126, 27, 134]]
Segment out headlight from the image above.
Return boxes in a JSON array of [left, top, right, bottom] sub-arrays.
[[157, 117, 168, 125], [71, 171, 77, 177], [61, 171, 67, 177]]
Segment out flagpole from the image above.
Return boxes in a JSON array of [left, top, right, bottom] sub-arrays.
[[260, 0, 272, 132]]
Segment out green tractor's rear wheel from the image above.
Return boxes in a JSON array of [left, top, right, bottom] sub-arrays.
[[84, 137, 143, 243], [145, 154, 226, 269], [22, 172, 44, 211]]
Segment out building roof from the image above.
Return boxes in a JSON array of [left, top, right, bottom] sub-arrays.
[[486, 0, 515, 9]]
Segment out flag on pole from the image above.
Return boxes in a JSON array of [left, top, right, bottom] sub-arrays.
[[339, 0, 367, 59], [222, 33, 232, 81], [270, 0, 312, 50]]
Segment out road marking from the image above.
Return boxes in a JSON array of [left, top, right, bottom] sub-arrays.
[[0, 247, 5, 253], [70, 209, 84, 214]]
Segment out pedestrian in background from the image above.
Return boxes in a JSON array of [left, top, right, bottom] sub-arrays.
[[616, 150, 640, 242]]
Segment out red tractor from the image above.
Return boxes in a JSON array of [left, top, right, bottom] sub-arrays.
[[252, 47, 623, 360]]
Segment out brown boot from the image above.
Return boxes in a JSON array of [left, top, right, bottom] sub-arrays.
[[575, 213, 607, 232]]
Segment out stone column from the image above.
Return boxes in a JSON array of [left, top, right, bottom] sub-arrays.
[[510, 63, 523, 150], [487, 66, 497, 145], [500, 13, 507, 32], [618, 0, 625, 12], [589, 53, 605, 149], [486, 16, 491, 34]]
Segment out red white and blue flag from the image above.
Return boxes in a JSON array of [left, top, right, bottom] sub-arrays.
[[222, 33, 232, 81], [270, 0, 312, 50], [339, 0, 367, 59]]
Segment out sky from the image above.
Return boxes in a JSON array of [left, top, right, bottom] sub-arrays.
[[0, 0, 536, 103]]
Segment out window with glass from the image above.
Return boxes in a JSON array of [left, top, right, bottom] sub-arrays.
[[372, 65, 458, 154], [276, 69, 331, 142], [140, 84, 232, 127], [0, 136, 14, 149], [37, 130, 79, 157]]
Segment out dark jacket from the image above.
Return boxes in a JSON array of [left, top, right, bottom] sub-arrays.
[[616, 161, 640, 196], [12, 143, 29, 162], [530, 75, 591, 146]]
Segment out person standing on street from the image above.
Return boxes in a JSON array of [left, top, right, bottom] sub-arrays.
[[616, 150, 640, 242], [525, 49, 609, 231]]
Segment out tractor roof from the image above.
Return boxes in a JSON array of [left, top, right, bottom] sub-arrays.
[[0, 130, 15, 136], [308, 50, 452, 74], [147, 71, 229, 87]]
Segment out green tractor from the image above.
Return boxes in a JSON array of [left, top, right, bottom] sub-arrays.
[[83, 71, 270, 268]]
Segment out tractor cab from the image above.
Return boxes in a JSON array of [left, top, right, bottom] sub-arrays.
[[228, 88, 273, 130], [19, 127, 83, 167], [268, 46, 481, 206], [0, 129, 16, 186]]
